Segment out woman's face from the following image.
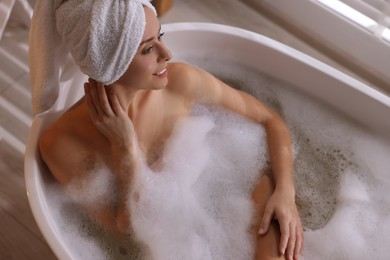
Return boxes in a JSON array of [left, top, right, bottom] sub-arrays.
[[115, 7, 172, 91]]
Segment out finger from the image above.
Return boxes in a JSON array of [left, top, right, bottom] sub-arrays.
[[301, 226, 305, 253], [97, 82, 114, 116], [110, 87, 128, 113], [84, 83, 98, 120], [258, 206, 273, 235], [88, 78, 104, 115], [279, 219, 290, 255], [286, 222, 296, 260], [294, 225, 303, 260], [108, 88, 125, 116]]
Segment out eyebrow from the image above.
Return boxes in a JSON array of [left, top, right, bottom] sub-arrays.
[[139, 24, 161, 46]]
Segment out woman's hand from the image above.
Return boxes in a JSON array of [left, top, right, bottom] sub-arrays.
[[259, 187, 304, 260], [84, 78, 141, 179], [84, 78, 136, 150], [84, 79, 139, 233]]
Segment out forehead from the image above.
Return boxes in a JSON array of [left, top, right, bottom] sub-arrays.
[[142, 7, 159, 39]]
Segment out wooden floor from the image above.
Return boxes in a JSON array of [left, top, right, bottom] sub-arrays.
[[0, 142, 55, 259], [0, 0, 359, 259], [0, 20, 53, 259]]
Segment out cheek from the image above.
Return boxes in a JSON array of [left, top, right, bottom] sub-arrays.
[[134, 58, 155, 79], [118, 55, 157, 87], [143, 61, 155, 75]]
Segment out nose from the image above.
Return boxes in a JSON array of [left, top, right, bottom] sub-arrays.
[[157, 42, 172, 62]]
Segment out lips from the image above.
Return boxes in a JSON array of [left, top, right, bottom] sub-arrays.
[[154, 68, 167, 75]]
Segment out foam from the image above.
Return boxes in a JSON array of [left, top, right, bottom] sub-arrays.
[[127, 106, 267, 260], [45, 105, 267, 259], [217, 66, 390, 259], [65, 166, 117, 210], [43, 63, 390, 259], [45, 181, 146, 259]]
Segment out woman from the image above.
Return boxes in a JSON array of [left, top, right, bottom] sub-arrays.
[[38, 2, 303, 260]]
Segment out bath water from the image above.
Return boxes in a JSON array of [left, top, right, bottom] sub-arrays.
[[46, 104, 268, 260], [44, 63, 390, 259], [127, 109, 267, 260], [214, 63, 390, 259]]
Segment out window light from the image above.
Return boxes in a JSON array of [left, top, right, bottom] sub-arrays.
[[316, 0, 377, 29], [383, 27, 390, 42]]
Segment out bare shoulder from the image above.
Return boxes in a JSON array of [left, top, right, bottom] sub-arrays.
[[39, 124, 86, 185], [166, 62, 275, 124], [165, 62, 216, 100], [167, 61, 195, 76], [166, 62, 199, 87], [39, 106, 105, 185]]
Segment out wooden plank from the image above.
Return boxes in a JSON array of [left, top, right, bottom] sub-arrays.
[[0, 0, 16, 40], [0, 207, 56, 259], [0, 125, 25, 154], [0, 26, 30, 94], [0, 98, 31, 144], [0, 141, 56, 258], [0, 141, 45, 240], [1, 73, 32, 117]]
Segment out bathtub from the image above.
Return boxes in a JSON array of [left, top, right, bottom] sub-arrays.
[[24, 23, 390, 259]]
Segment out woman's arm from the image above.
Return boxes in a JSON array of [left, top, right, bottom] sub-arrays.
[[39, 126, 132, 234], [84, 79, 140, 233], [168, 62, 303, 258], [39, 79, 137, 234]]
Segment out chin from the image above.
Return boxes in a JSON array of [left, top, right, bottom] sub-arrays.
[[152, 79, 169, 90]]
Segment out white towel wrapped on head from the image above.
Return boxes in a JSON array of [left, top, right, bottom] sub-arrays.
[[29, 0, 156, 115]]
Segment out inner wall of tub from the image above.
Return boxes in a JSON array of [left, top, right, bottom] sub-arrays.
[[43, 56, 390, 259], [200, 60, 379, 229]]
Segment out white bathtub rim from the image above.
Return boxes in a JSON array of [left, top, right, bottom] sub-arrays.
[[25, 22, 390, 259], [24, 113, 74, 260], [162, 22, 390, 107]]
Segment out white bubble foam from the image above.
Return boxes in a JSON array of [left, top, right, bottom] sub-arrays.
[[45, 177, 146, 260], [219, 65, 390, 260], [65, 166, 117, 210], [128, 106, 267, 260], [43, 62, 390, 259], [44, 105, 268, 260]]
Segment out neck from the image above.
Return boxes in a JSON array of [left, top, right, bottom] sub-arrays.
[[108, 83, 139, 113], [108, 82, 154, 121]]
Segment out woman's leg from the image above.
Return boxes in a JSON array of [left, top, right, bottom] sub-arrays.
[[252, 173, 286, 260]]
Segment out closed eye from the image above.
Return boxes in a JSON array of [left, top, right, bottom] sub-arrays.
[[143, 45, 154, 54], [142, 32, 165, 54], [158, 32, 165, 41]]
